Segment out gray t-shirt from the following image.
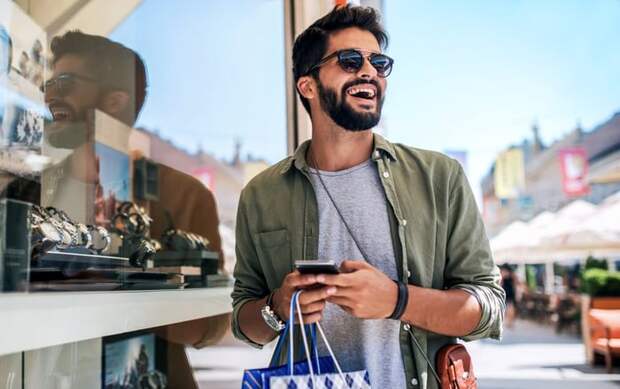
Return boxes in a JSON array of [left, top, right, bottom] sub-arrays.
[[309, 159, 406, 389]]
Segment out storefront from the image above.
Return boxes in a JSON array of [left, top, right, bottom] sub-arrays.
[[0, 0, 316, 387]]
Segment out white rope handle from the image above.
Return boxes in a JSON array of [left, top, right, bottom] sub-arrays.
[[295, 291, 316, 382], [315, 321, 346, 379], [288, 291, 296, 376]]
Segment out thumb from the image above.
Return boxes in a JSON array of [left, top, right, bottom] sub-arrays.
[[340, 260, 368, 273]]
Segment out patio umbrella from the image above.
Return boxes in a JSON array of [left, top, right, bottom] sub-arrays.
[[559, 199, 620, 251]]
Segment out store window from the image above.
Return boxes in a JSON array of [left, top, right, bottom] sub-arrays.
[[0, 0, 286, 293]]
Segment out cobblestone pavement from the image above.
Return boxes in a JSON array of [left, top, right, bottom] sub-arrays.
[[189, 319, 620, 389]]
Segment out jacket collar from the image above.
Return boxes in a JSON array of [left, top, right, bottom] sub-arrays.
[[280, 132, 398, 175]]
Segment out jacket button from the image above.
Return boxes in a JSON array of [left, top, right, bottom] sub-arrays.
[[401, 219, 407, 226], [373, 150, 380, 159], [407, 270, 411, 278], [403, 324, 411, 331], [411, 378, 418, 386], [382, 171, 390, 178]]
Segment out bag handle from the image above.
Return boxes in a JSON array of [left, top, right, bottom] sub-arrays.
[[271, 291, 348, 384], [269, 295, 320, 369], [294, 291, 347, 385]]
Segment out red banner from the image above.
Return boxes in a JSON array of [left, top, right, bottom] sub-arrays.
[[559, 148, 590, 197]]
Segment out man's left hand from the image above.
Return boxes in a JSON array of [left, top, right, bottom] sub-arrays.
[[317, 260, 398, 319]]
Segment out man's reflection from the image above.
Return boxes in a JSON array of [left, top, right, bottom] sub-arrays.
[[43, 31, 228, 388], [42, 31, 146, 224], [45, 31, 145, 126]]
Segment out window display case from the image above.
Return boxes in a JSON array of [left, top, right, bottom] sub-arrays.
[[0, 0, 286, 389]]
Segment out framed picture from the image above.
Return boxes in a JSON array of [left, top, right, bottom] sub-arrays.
[[101, 330, 167, 389]]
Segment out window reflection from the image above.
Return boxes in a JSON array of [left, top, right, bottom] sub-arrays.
[[1, 0, 286, 292]]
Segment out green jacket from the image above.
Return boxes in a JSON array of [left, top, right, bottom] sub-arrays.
[[232, 133, 505, 389]]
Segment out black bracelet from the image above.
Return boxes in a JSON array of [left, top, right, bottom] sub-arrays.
[[388, 280, 409, 320]]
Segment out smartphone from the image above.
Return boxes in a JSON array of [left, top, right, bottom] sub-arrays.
[[295, 260, 340, 275]]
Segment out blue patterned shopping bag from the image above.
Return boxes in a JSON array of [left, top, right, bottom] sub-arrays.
[[242, 291, 371, 389]]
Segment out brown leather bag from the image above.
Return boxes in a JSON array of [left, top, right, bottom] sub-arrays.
[[435, 344, 477, 389]]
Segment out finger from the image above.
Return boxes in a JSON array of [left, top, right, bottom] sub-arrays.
[[328, 286, 357, 298], [340, 260, 370, 273], [293, 312, 322, 324], [301, 300, 325, 314], [315, 273, 354, 287], [302, 313, 323, 324], [326, 296, 353, 308], [286, 272, 317, 288], [298, 286, 337, 305]]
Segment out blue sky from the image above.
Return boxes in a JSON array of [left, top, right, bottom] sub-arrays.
[[111, 0, 620, 202], [382, 0, 620, 201], [111, 0, 287, 163]]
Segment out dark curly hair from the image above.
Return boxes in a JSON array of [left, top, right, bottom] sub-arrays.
[[50, 30, 147, 125], [292, 5, 388, 115]]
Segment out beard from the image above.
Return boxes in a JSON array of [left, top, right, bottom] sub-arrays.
[[316, 78, 384, 132]]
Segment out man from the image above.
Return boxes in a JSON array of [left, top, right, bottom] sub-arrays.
[[44, 31, 228, 388], [232, 5, 505, 389]]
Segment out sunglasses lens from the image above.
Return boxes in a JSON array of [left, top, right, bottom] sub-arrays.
[[43, 75, 75, 97], [338, 50, 364, 73], [370, 55, 393, 77], [56, 76, 75, 96]]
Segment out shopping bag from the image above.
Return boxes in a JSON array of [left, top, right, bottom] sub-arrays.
[[242, 290, 371, 388]]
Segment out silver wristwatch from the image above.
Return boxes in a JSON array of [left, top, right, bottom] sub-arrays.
[[261, 291, 285, 332]]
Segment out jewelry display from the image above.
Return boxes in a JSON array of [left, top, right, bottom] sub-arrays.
[[161, 228, 210, 251], [29, 205, 112, 258], [111, 202, 159, 268]]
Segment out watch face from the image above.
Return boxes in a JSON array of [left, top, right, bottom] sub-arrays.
[[90, 226, 111, 252], [76, 224, 92, 247], [39, 222, 61, 242], [261, 306, 285, 331]]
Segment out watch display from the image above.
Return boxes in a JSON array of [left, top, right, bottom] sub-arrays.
[[29, 205, 113, 257]]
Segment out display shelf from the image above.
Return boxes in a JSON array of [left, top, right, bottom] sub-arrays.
[[0, 287, 233, 356]]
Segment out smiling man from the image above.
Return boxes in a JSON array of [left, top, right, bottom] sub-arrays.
[[232, 5, 505, 389]]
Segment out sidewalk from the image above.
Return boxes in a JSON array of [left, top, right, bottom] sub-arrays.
[[189, 319, 620, 389], [469, 319, 620, 388]]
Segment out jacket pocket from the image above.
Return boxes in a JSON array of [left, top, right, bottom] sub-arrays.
[[254, 228, 292, 290]]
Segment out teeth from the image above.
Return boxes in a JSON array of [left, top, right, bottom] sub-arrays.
[[347, 87, 375, 98]]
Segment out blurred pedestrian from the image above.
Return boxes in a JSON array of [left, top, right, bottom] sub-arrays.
[[501, 264, 518, 328]]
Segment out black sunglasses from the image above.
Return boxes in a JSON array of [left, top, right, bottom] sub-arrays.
[[308, 49, 394, 78], [42, 73, 98, 96]]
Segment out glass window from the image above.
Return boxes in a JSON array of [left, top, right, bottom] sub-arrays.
[[0, 0, 286, 294]]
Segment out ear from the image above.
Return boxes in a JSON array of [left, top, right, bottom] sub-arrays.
[[100, 90, 131, 117], [296, 76, 316, 100]]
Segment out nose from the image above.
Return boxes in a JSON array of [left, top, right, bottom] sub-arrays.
[[356, 56, 378, 80], [44, 84, 58, 104]]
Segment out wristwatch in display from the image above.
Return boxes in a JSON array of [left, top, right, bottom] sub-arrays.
[[128, 238, 156, 268], [30, 206, 63, 255], [89, 225, 111, 253], [75, 223, 92, 248], [261, 291, 286, 332]]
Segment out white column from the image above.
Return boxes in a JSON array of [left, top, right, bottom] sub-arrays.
[[544, 261, 555, 294]]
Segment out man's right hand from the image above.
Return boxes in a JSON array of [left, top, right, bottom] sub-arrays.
[[271, 270, 336, 324]]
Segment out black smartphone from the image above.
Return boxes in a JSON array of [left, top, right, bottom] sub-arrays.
[[295, 260, 340, 275]]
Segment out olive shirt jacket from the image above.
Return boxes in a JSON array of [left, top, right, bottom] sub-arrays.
[[231, 133, 505, 389]]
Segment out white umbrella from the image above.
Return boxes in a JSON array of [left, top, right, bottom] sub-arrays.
[[560, 200, 620, 250], [537, 200, 598, 246], [490, 220, 529, 252]]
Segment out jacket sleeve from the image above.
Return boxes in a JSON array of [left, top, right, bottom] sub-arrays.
[[230, 188, 269, 348], [444, 161, 506, 341]]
